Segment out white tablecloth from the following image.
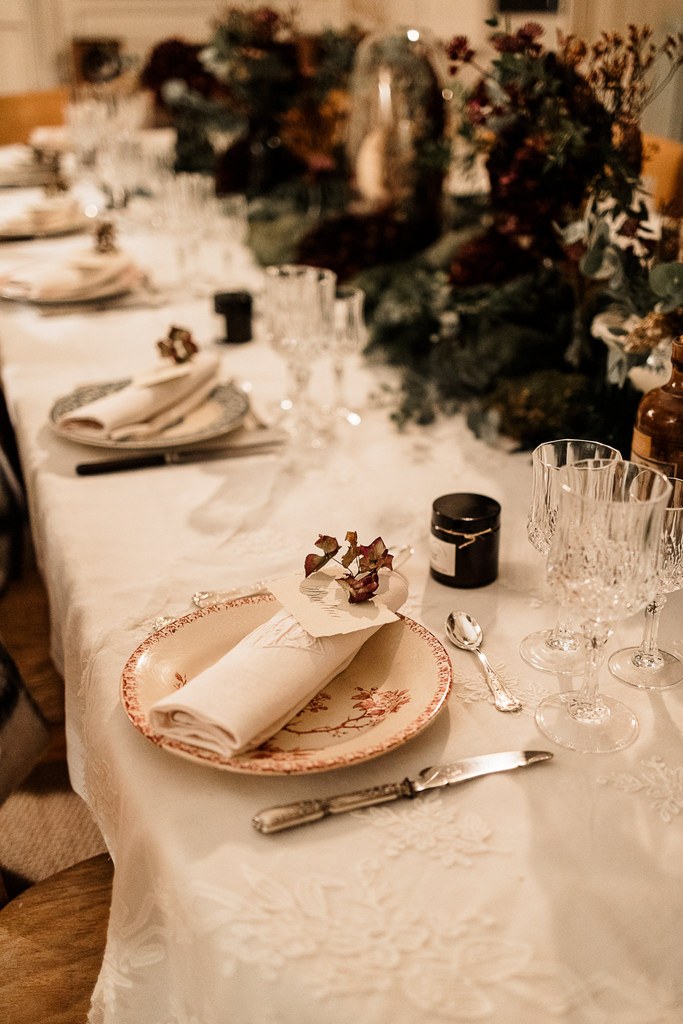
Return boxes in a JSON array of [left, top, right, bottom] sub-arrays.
[[1, 216, 682, 1024]]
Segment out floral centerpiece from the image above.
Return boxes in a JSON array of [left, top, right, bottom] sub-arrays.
[[360, 20, 683, 450], [139, 6, 361, 204], [140, 13, 683, 450], [201, 6, 361, 200]]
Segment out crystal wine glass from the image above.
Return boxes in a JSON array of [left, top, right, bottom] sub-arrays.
[[330, 286, 367, 427], [263, 264, 337, 446], [608, 475, 683, 689], [534, 460, 672, 753], [157, 172, 215, 295], [520, 439, 622, 673]]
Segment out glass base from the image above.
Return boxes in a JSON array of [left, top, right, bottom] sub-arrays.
[[520, 629, 585, 674], [535, 691, 638, 753], [273, 399, 331, 450], [608, 647, 683, 690]]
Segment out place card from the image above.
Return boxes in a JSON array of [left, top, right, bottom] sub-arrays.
[[268, 567, 400, 638]]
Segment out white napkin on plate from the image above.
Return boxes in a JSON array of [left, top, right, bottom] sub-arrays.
[[2, 248, 142, 302], [0, 193, 83, 236], [55, 350, 221, 440], [148, 570, 409, 757], [0, 144, 47, 187]]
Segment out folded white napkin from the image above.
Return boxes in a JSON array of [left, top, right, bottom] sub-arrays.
[[29, 126, 72, 154], [3, 248, 142, 302], [0, 193, 83, 237], [56, 350, 220, 440], [148, 570, 409, 757], [0, 144, 48, 187]]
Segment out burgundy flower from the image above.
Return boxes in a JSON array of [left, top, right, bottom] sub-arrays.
[[446, 35, 475, 64], [491, 33, 524, 54], [518, 22, 544, 43]]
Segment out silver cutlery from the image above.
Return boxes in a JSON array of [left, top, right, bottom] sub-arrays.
[[192, 582, 271, 609], [445, 611, 523, 712], [75, 437, 283, 475], [252, 749, 552, 833]]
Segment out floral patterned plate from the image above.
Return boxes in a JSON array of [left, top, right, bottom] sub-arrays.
[[121, 594, 453, 775]]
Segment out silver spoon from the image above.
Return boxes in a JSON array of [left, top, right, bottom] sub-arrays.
[[445, 611, 523, 713]]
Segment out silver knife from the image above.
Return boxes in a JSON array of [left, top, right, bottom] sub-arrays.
[[252, 749, 553, 834], [76, 438, 283, 475]]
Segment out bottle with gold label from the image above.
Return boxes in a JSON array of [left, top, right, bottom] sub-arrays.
[[631, 337, 683, 478]]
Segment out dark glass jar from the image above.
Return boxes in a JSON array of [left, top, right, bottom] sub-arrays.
[[429, 493, 501, 588], [214, 291, 252, 344]]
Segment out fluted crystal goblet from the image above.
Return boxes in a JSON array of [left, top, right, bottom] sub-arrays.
[[520, 439, 621, 673], [330, 286, 366, 428], [263, 264, 336, 447], [608, 476, 683, 689], [534, 460, 671, 753]]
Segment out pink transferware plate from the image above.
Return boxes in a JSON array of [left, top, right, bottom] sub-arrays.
[[121, 593, 453, 776]]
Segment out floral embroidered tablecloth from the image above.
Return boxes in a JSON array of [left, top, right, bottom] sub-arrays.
[[1, 223, 682, 1024]]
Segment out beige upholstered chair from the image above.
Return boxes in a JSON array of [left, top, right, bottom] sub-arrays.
[[642, 132, 683, 216], [0, 87, 69, 146]]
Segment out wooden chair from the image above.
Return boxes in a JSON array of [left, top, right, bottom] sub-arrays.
[[0, 87, 69, 147], [0, 852, 113, 1023], [642, 133, 683, 216]]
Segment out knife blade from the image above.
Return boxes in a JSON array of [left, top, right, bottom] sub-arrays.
[[251, 749, 553, 834], [76, 438, 283, 475]]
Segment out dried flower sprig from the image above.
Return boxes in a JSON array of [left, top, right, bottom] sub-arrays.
[[93, 220, 117, 253], [560, 24, 683, 123], [157, 326, 199, 364], [304, 532, 394, 604]]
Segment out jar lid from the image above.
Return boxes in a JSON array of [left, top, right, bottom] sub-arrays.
[[432, 493, 500, 531], [214, 291, 252, 314]]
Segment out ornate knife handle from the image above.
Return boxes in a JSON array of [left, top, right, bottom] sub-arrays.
[[252, 779, 414, 834]]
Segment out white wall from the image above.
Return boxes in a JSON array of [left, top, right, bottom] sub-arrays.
[[6, 0, 575, 93], [0, 0, 46, 93], [2, 0, 681, 140]]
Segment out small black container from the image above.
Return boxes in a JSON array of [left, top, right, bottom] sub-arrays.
[[429, 492, 501, 588], [214, 291, 252, 344]]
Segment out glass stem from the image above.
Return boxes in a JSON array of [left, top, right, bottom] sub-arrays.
[[333, 357, 345, 411], [546, 612, 579, 653], [285, 360, 311, 415], [633, 595, 666, 669], [570, 622, 611, 723]]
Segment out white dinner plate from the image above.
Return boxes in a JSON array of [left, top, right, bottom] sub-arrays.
[[121, 594, 453, 775], [0, 219, 87, 242], [0, 253, 146, 306], [49, 379, 250, 450]]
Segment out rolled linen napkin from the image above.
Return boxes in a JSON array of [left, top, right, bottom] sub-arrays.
[[55, 350, 220, 440], [148, 570, 409, 757], [2, 248, 143, 302], [0, 193, 83, 237]]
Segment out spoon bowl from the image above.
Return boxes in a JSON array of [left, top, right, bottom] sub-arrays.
[[445, 611, 522, 713]]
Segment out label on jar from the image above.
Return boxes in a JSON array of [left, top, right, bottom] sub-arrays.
[[631, 428, 683, 478], [429, 533, 456, 577]]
